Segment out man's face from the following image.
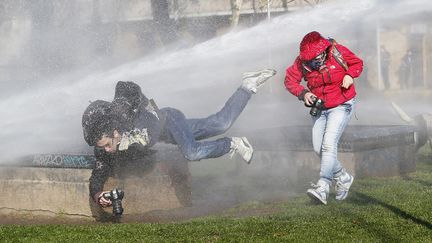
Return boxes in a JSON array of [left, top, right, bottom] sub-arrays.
[[96, 130, 121, 153]]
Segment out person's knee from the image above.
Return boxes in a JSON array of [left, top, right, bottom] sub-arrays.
[[182, 145, 202, 161], [313, 144, 321, 155], [321, 143, 337, 154], [184, 152, 201, 161], [216, 120, 232, 133], [208, 112, 234, 132]]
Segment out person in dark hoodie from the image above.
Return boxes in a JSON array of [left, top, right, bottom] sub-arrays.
[[82, 69, 276, 207], [284, 31, 363, 205]]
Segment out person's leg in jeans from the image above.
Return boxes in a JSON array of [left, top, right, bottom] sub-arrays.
[[187, 87, 252, 140], [317, 99, 355, 181], [330, 99, 356, 200], [188, 68, 277, 140], [307, 98, 356, 204], [163, 107, 232, 161], [162, 69, 277, 163]]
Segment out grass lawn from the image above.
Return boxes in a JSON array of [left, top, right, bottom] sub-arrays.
[[1, 146, 431, 242]]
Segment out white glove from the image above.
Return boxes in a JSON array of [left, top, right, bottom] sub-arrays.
[[118, 128, 150, 151]]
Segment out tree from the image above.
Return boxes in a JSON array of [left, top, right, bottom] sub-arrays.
[[151, 0, 177, 44], [230, 0, 243, 27]]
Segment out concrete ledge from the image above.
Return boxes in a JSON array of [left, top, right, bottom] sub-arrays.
[[0, 167, 92, 217], [285, 144, 416, 179], [0, 145, 191, 220], [250, 125, 417, 178], [0, 125, 419, 221]]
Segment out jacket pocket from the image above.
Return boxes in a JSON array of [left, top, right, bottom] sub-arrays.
[[341, 98, 355, 113]]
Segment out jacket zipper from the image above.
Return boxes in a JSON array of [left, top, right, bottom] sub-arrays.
[[320, 66, 330, 102], [321, 72, 325, 102]]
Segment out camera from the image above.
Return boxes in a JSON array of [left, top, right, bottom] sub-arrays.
[[308, 96, 325, 117], [103, 188, 125, 216]]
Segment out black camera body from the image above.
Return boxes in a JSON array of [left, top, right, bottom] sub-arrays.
[[103, 188, 124, 216], [308, 96, 325, 117]]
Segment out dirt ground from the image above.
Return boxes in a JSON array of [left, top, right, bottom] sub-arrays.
[[0, 198, 288, 225]]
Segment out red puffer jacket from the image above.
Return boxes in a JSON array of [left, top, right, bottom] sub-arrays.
[[284, 32, 363, 109]]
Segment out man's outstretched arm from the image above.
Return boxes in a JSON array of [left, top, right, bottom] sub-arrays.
[[89, 150, 112, 206]]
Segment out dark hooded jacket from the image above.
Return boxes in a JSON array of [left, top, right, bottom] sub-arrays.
[[84, 81, 167, 200]]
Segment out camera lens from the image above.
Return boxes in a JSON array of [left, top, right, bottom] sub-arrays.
[[309, 98, 323, 117], [310, 107, 318, 116], [112, 200, 124, 215]]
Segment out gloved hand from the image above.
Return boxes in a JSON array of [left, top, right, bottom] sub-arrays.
[[118, 128, 150, 151], [94, 191, 112, 208]]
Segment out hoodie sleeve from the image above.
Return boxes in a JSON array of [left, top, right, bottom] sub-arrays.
[[284, 57, 309, 100], [89, 148, 112, 201], [336, 44, 363, 79]]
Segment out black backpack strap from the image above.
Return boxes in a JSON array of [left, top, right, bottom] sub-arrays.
[[146, 99, 166, 125], [146, 99, 160, 120], [301, 62, 311, 82]]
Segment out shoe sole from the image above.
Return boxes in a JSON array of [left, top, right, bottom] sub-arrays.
[[307, 189, 327, 205], [243, 69, 277, 83], [242, 137, 254, 164], [335, 176, 354, 201]]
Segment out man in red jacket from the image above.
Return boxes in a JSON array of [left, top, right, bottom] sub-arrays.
[[284, 31, 363, 205]]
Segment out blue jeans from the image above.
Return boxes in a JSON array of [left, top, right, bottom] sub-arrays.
[[161, 87, 252, 161], [312, 97, 356, 184]]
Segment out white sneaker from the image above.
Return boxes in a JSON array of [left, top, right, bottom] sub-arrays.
[[334, 169, 354, 201], [307, 180, 329, 205], [229, 137, 253, 164], [242, 69, 277, 93]]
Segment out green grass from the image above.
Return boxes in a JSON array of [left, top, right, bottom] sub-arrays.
[[1, 146, 432, 242]]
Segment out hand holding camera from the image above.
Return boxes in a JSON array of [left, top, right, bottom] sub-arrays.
[[96, 188, 125, 216], [303, 92, 325, 117], [303, 92, 316, 106], [97, 191, 112, 207]]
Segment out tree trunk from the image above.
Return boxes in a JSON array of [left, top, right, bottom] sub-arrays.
[[151, 0, 177, 45], [230, 0, 243, 27]]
